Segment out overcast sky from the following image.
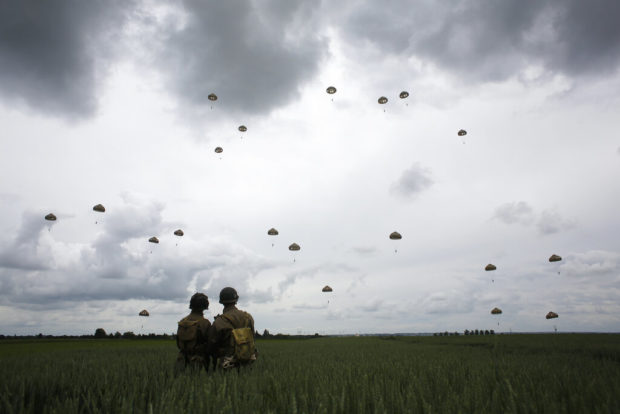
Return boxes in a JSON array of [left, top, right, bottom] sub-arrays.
[[1, 0, 619, 335]]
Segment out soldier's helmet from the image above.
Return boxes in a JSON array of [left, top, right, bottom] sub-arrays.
[[189, 293, 209, 310], [219, 287, 239, 304]]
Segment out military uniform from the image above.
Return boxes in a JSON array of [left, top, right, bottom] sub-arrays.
[[208, 304, 257, 369], [175, 311, 212, 372]]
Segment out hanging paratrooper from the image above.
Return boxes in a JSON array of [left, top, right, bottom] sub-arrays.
[[208, 93, 217, 110], [389, 231, 402, 253], [485, 263, 497, 283], [326, 86, 337, 101], [549, 254, 562, 274], [267, 228, 278, 247], [92, 204, 105, 224], [174, 229, 184, 246], [399, 91, 409, 106], [378, 96, 388, 112], [289, 242, 300, 262], [44, 213, 57, 232], [148, 236, 159, 254]]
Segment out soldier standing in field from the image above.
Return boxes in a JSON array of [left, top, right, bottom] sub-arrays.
[[175, 292, 212, 373], [208, 287, 258, 370]]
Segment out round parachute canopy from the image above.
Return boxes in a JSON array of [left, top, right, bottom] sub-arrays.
[[174, 229, 184, 237], [289, 243, 300, 251], [139, 309, 149, 317], [148, 236, 159, 244], [546, 311, 559, 319], [389, 231, 402, 240], [44, 213, 57, 221], [399, 91, 409, 99], [238, 125, 247, 132], [549, 254, 562, 262], [458, 129, 467, 136], [267, 228, 279, 236], [208, 93, 218, 101], [326, 86, 337, 94], [485, 264, 497, 271], [378, 96, 388, 104], [92, 204, 105, 213], [215, 147, 223, 154], [322, 285, 333, 292], [491, 307, 502, 315]]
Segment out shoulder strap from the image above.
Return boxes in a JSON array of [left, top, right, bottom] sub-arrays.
[[220, 312, 249, 329]]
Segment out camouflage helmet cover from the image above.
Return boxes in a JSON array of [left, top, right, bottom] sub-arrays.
[[189, 292, 209, 310], [219, 287, 239, 304]]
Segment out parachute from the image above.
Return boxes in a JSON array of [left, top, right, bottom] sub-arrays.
[[322, 285, 333, 292], [389, 231, 402, 253], [399, 91, 409, 99], [149, 237, 159, 244], [546, 311, 559, 319], [326, 86, 337, 94], [491, 307, 502, 315], [92, 204, 105, 224], [458, 129, 467, 136], [267, 228, 278, 247], [174, 229, 184, 237], [208, 93, 217, 110], [549, 254, 562, 262], [44, 213, 57, 221], [238, 125, 247, 132], [289, 243, 300, 262], [215, 147, 223, 154], [378, 96, 388, 104], [389, 231, 402, 240], [139, 310, 149, 317], [485, 264, 497, 271]]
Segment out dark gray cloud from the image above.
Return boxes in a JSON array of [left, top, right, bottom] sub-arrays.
[[0, 211, 54, 271], [390, 163, 433, 199], [0, 0, 137, 119], [493, 201, 535, 225], [337, 0, 620, 81], [155, 0, 327, 117], [0, 198, 274, 308]]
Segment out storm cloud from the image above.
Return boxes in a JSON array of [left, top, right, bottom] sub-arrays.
[[154, 0, 327, 117], [336, 0, 620, 82], [0, 0, 137, 119]]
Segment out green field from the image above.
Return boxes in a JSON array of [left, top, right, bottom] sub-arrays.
[[1, 334, 619, 413]]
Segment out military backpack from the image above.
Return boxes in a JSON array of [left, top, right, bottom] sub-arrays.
[[177, 316, 201, 353], [220, 313, 256, 364]]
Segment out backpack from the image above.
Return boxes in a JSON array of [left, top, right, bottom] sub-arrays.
[[177, 317, 200, 353], [221, 313, 256, 364]]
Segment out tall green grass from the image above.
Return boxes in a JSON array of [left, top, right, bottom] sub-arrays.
[[1, 334, 619, 413]]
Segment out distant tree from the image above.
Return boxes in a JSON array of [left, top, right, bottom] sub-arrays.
[[122, 331, 135, 339], [444, 331, 449, 336], [114, 331, 122, 338], [474, 329, 479, 335], [37, 333, 43, 338], [255, 330, 261, 338], [464, 329, 470, 335], [454, 332, 459, 336], [484, 330, 490, 335], [490, 329, 495, 335], [94, 328, 107, 338], [263, 329, 271, 337]]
